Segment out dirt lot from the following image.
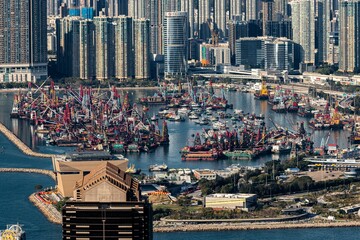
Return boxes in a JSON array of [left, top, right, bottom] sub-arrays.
[[298, 170, 344, 182]]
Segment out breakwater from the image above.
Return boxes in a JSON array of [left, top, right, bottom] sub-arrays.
[[29, 193, 62, 224], [154, 220, 360, 233], [0, 168, 56, 180], [0, 122, 54, 158]]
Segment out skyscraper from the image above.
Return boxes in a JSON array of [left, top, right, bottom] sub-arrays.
[[56, 17, 81, 77], [94, 16, 115, 80], [215, 0, 227, 38], [128, 0, 147, 19], [246, 0, 259, 20], [163, 12, 188, 79], [113, 16, 133, 80], [0, 0, 47, 82], [262, 0, 274, 36], [134, 19, 151, 79], [198, 0, 211, 40], [230, 0, 244, 20], [339, 0, 360, 72], [290, 0, 316, 64], [150, 0, 163, 54], [180, 0, 195, 38], [79, 19, 96, 80]]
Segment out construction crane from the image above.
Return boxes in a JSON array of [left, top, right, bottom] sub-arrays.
[[207, 21, 219, 47]]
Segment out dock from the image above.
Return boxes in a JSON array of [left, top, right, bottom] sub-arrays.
[[0, 122, 54, 158]]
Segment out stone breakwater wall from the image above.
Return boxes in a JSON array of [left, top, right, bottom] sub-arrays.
[[0, 168, 56, 180], [0, 122, 54, 158], [154, 221, 360, 232], [29, 193, 62, 224]]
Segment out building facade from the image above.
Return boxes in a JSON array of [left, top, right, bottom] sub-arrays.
[[290, 0, 316, 65], [163, 12, 188, 80], [198, 0, 211, 39], [215, 0, 227, 38], [0, 0, 47, 82], [339, 0, 360, 72], [134, 19, 151, 79], [94, 16, 115, 80], [79, 19, 96, 80], [113, 16, 133, 80]]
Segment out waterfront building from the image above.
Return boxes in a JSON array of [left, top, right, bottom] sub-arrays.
[[62, 202, 153, 240], [200, 43, 231, 66], [205, 193, 257, 210], [61, 161, 153, 240], [198, 0, 211, 40], [235, 37, 296, 70], [56, 17, 81, 77], [113, 16, 133, 80], [79, 19, 96, 80], [180, 0, 195, 38], [53, 153, 128, 197], [339, 0, 360, 72], [0, 0, 47, 83], [264, 38, 295, 71], [290, 0, 316, 65], [94, 16, 115, 80], [193, 169, 217, 180], [163, 12, 188, 80], [134, 19, 151, 80], [235, 38, 265, 68], [215, 0, 227, 38]]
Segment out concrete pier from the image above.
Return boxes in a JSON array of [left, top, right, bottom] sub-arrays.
[[0, 168, 56, 180], [0, 122, 54, 158]]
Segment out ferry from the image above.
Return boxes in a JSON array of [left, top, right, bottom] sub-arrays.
[[0, 224, 26, 240], [305, 157, 360, 165]]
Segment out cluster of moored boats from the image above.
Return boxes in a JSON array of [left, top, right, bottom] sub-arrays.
[[10, 82, 169, 153]]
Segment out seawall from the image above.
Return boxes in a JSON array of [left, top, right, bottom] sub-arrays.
[[0, 122, 53, 158], [0, 168, 56, 180]]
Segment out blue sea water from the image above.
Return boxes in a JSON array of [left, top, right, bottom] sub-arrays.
[[0, 90, 356, 239]]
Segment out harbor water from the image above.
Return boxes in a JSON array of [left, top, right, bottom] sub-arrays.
[[0, 90, 356, 239]]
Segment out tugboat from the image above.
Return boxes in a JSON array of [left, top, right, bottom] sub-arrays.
[[126, 164, 141, 174], [0, 224, 26, 240]]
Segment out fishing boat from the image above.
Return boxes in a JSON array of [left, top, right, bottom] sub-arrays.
[[254, 81, 269, 100], [181, 149, 220, 161]]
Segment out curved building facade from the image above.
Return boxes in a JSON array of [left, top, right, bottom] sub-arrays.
[[163, 12, 188, 80]]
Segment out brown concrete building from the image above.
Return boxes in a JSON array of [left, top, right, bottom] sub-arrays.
[[61, 160, 153, 240], [53, 155, 128, 198]]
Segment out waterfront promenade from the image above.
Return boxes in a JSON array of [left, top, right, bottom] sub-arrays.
[[29, 193, 62, 224], [0, 122, 53, 158], [0, 168, 55, 180]]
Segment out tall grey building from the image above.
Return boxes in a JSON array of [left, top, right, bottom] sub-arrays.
[[56, 17, 81, 77], [79, 19, 96, 80], [290, 0, 316, 64], [246, 0, 259, 20], [134, 19, 151, 79], [230, 0, 244, 20], [150, 0, 163, 54], [163, 12, 188, 79], [339, 0, 360, 72], [180, 0, 195, 38], [317, 0, 331, 64], [113, 16, 133, 80], [215, 0, 227, 38], [198, 0, 211, 40], [0, 0, 47, 82], [94, 16, 115, 80], [48, 0, 59, 16], [128, 0, 147, 19]]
